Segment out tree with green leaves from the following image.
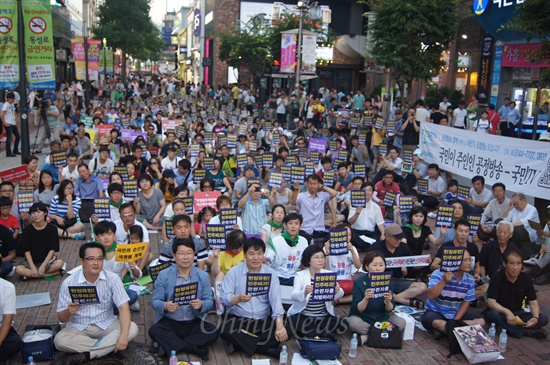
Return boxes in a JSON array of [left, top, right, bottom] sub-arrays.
[[91, 0, 164, 81], [359, 0, 458, 104]]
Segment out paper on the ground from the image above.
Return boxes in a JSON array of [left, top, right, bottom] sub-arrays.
[[67, 265, 82, 275], [252, 360, 270, 365], [291, 353, 312, 365], [16, 293, 51, 309], [359, 235, 376, 244], [316, 360, 342, 365], [128, 285, 147, 293]]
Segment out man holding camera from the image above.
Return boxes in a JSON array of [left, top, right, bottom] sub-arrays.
[[34, 98, 60, 154]]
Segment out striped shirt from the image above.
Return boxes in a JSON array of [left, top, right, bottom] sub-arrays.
[[49, 196, 82, 219], [57, 269, 129, 331], [241, 198, 270, 235], [425, 269, 475, 319], [158, 236, 208, 266]]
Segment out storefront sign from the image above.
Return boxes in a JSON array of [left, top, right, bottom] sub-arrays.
[[420, 122, 550, 199], [502, 43, 549, 68], [477, 33, 494, 104], [193, 9, 201, 37]]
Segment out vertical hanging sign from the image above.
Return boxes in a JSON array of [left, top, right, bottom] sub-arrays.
[[0, 0, 19, 90], [301, 34, 317, 74], [87, 39, 101, 81], [72, 37, 85, 80], [280, 33, 297, 73], [22, 0, 56, 90], [106, 49, 114, 76]]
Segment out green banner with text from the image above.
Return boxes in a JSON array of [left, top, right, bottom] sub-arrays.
[[0, 0, 19, 90]]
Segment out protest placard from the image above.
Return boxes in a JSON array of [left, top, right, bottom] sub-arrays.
[[193, 191, 220, 212], [403, 149, 413, 164], [417, 179, 429, 192], [308, 138, 327, 154], [379, 143, 388, 157], [93, 197, 111, 219], [385, 255, 430, 268], [18, 192, 34, 215], [115, 242, 147, 262], [369, 272, 392, 300], [291, 166, 306, 184], [227, 135, 237, 148], [329, 229, 348, 256], [286, 155, 297, 165], [435, 205, 455, 228], [69, 286, 100, 305], [384, 191, 397, 207], [304, 161, 315, 176], [262, 153, 273, 168], [51, 151, 68, 168], [246, 273, 271, 296], [203, 157, 215, 170], [123, 179, 138, 198], [206, 224, 226, 251], [268, 172, 284, 189], [457, 185, 470, 201], [193, 168, 206, 184], [528, 220, 542, 231], [354, 164, 367, 178], [350, 190, 366, 208], [150, 261, 171, 282], [236, 154, 248, 168], [219, 208, 237, 232], [173, 282, 198, 305], [281, 165, 292, 182], [323, 171, 336, 188], [311, 273, 337, 302], [309, 151, 320, 163], [441, 247, 465, 272], [0, 165, 30, 184], [468, 214, 482, 235], [399, 195, 414, 213], [165, 220, 175, 240]]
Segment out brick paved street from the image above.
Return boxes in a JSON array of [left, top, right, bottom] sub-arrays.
[[4, 225, 549, 365]]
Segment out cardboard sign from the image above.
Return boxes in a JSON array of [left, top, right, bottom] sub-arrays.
[[206, 224, 226, 251], [93, 197, 111, 219], [350, 117, 359, 129], [268, 172, 284, 189], [18, 192, 34, 215], [226, 134, 237, 148], [417, 179, 429, 193], [236, 154, 248, 169], [262, 153, 273, 168], [173, 282, 198, 305], [97, 124, 115, 137], [281, 165, 292, 182], [69, 286, 100, 305], [386, 121, 396, 134], [123, 179, 138, 198], [309, 151, 320, 164], [379, 143, 388, 157], [323, 170, 336, 188], [457, 185, 470, 201], [385, 255, 431, 268], [354, 163, 367, 178], [115, 242, 147, 262], [193, 191, 221, 212], [468, 214, 482, 235], [219, 208, 238, 233], [398, 195, 414, 213], [370, 272, 392, 300], [204, 157, 215, 170], [374, 117, 384, 130], [304, 161, 314, 176], [291, 166, 306, 184], [272, 133, 281, 145], [329, 229, 348, 256], [247, 178, 261, 188], [189, 144, 200, 158], [0, 165, 30, 184], [164, 220, 175, 240], [441, 247, 465, 272], [246, 273, 272, 296], [307, 138, 327, 156], [150, 261, 171, 281], [193, 168, 206, 185], [176, 125, 186, 136], [403, 149, 413, 164], [350, 190, 366, 208], [51, 151, 68, 168], [161, 118, 179, 134], [383, 191, 397, 207], [311, 272, 337, 302], [286, 155, 298, 165], [182, 197, 194, 215], [435, 205, 455, 228]]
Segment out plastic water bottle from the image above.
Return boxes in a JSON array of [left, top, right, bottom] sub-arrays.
[[279, 345, 288, 365], [499, 329, 508, 352], [349, 333, 358, 358], [488, 323, 496, 342], [169, 350, 178, 365], [28, 357, 36, 365]]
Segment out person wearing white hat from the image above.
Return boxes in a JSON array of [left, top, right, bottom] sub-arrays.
[[538, 132, 550, 142]]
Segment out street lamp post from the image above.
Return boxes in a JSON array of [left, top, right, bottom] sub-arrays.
[[83, 0, 90, 106], [295, 1, 310, 91], [103, 37, 107, 85]]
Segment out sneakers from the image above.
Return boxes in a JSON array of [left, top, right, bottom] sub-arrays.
[[130, 301, 140, 312], [427, 212, 437, 219], [72, 232, 86, 240]]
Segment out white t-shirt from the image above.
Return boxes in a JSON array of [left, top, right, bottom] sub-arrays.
[[1, 101, 16, 125], [0, 278, 16, 327], [88, 157, 115, 177], [61, 166, 80, 181], [439, 101, 451, 113], [161, 156, 180, 170], [453, 108, 468, 127], [415, 107, 430, 123], [265, 235, 308, 279], [473, 119, 491, 133], [326, 247, 359, 281], [114, 219, 150, 244], [276, 97, 288, 114]]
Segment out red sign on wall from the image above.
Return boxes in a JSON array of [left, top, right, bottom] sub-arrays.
[[501, 43, 550, 68]]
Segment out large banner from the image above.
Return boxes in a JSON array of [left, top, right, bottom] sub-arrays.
[[419, 122, 550, 198], [22, 0, 56, 90], [0, 0, 19, 90], [301, 34, 316, 74], [280, 33, 296, 73], [72, 37, 85, 80], [87, 39, 101, 81], [99, 49, 114, 76]]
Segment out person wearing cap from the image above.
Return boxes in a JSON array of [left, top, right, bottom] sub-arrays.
[[538, 131, 550, 142], [369, 223, 428, 309], [156, 169, 178, 203], [89, 146, 115, 179], [161, 145, 181, 170], [91, 137, 118, 161]]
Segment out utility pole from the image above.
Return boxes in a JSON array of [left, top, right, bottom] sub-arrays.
[[16, 0, 30, 161]]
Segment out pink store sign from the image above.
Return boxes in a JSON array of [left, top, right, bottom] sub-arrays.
[[501, 43, 549, 68]]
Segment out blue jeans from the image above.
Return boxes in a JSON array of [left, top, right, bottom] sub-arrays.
[[0, 261, 13, 278], [5, 124, 20, 154], [484, 309, 549, 338], [113, 288, 138, 315]]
